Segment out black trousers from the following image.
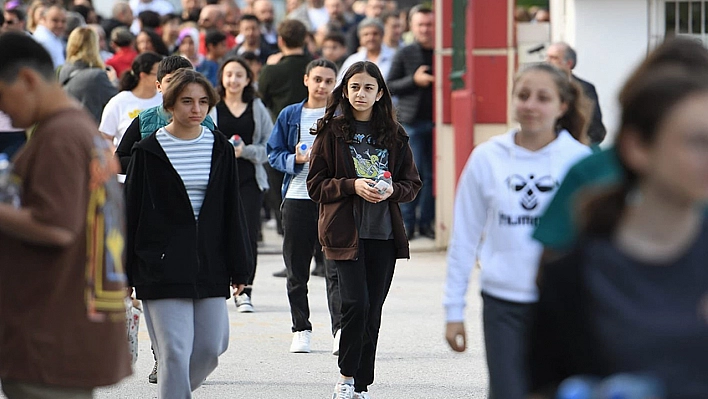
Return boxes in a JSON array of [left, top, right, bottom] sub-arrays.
[[265, 164, 284, 234], [282, 199, 342, 334], [240, 180, 263, 296], [335, 239, 396, 393]]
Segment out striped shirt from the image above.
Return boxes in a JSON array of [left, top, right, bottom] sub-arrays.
[[156, 127, 214, 219], [285, 106, 325, 200]]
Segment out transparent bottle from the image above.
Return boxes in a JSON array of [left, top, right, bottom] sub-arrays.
[[0, 153, 20, 208], [373, 171, 392, 195], [597, 374, 665, 399], [230, 134, 243, 146], [557, 375, 600, 399], [296, 142, 309, 156]]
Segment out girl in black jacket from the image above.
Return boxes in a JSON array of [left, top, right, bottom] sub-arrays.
[[125, 68, 253, 398]]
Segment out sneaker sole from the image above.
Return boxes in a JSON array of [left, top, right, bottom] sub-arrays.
[[289, 348, 311, 353], [237, 306, 254, 313]]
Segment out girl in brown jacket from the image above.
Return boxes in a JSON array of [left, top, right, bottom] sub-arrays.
[[307, 61, 422, 399]]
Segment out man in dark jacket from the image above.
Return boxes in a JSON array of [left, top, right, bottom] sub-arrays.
[[386, 5, 435, 240], [546, 42, 607, 144]]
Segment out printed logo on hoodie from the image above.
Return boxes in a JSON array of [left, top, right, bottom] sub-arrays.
[[499, 174, 558, 227]]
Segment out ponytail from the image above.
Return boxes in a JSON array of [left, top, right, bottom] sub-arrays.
[[118, 51, 163, 92], [558, 79, 591, 145]]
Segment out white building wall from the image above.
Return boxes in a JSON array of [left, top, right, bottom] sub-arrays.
[[552, 0, 651, 143]]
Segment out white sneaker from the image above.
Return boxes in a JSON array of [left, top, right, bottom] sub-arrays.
[[354, 392, 371, 399], [289, 330, 312, 353], [235, 293, 254, 313], [332, 382, 355, 399], [332, 329, 341, 356]]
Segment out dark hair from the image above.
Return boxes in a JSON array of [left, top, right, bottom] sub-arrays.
[[239, 13, 259, 24], [156, 55, 193, 82], [7, 7, 27, 21], [0, 31, 55, 82], [138, 10, 160, 29], [205, 29, 226, 47], [160, 12, 180, 25], [314, 61, 400, 149], [277, 19, 306, 49], [306, 58, 338, 76], [119, 51, 163, 91], [582, 38, 708, 237], [323, 31, 346, 47], [240, 51, 260, 64], [514, 63, 590, 144], [408, 4, 432, 21], [380, 10, 399, 24], [111, 26, 134, 47], [139, 28, 169, 56], [70, 4, 92, 23], [217, 56, 258, 103], [163, 68, 219, 112]]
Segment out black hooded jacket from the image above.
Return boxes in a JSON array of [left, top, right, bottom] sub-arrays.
[[125, 129, 253, 300]]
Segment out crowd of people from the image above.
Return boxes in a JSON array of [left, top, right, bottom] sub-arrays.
[[0, 0, 707, 398]]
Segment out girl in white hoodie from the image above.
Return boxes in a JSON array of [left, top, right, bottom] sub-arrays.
[[443, 63, 592, 398]]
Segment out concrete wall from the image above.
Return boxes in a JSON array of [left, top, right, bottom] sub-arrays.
[[553, 0, 651, 143]]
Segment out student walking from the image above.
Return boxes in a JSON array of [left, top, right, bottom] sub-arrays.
[[530, 40, 708, 398], [307, 61, 422, 399], [213, 56, 273, 313], [124, 68, 253, 399], [443, 63, 592, 398], [267, 59, 342, 353]]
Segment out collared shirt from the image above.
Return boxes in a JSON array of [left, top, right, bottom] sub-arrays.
[[33, 25, 64, 69], [337, 44, 396, 85]]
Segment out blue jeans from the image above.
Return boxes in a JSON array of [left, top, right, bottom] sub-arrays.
[[400, 120, 434, 233]]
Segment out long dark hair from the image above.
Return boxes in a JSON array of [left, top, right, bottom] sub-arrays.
[[140, 28, 170, 56], [217, 56, 258, 103], [514, 63, 591, 144], [118, 51, 163, 91], [581, 38, 708, 237], [314, 61, 401, 149]]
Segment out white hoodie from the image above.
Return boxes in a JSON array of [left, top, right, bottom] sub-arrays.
[[443, 129, 591, 322]]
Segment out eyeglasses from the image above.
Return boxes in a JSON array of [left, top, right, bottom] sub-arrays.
[[3, 19, 19, 25]]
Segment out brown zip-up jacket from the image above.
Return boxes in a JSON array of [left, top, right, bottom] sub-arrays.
[[306, 118, 422, 260]]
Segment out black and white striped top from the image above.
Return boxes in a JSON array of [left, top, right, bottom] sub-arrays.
[[156, 126, 214, 219]]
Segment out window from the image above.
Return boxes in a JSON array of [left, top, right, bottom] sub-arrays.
[[665, 1, 708, 44]]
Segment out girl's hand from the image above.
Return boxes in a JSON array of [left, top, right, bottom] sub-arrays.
[[379, 182, 394, 201], [234, 142, 244, 158], [232, 284, 245, 296], [355, 178, 384, 203]]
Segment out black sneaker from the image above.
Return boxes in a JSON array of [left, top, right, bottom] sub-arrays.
[[148, 361, 157, 384], [311, 263, 326, 277], [272, 268, 287, 278]]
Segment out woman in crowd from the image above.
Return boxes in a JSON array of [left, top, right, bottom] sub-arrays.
[[137, 28, 170, 56], [125, 68, 253, 398], [529, 38, 708, 398], [99, 51, 163, 147], [176, 26, 204, 69], [307, 61, 422, 399], [442, 63, 592, 398], [59, 26, 118, 123], [212, 56, 273, 312]]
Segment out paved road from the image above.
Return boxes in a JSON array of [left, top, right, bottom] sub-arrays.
[[9, 234, 489, 399]]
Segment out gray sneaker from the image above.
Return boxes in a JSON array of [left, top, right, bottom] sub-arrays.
[[354, 392, 371, 399], [332, 382, 354, 399], [148, 361, 157, 384]]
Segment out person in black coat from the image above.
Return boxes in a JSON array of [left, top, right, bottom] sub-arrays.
[[546, 42, 607, 144]]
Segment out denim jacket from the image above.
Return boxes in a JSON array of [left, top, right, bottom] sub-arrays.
[[266, 100, 307, 198]]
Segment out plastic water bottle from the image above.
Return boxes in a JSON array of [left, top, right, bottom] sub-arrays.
[[596, 374, 665, 399], [373, 171, 392, 195], [557, 376, 600, 399], [296, 143, 309, 156], [0, 153, 20, 208], [230, 134, 243, 146]]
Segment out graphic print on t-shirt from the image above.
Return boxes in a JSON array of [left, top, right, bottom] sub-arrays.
[[349, 133, 389, 178]]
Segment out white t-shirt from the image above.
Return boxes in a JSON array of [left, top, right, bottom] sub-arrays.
[[307, 7, 329, 32], [99, 91, 163, 146], [285, 106, 325, 200]]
